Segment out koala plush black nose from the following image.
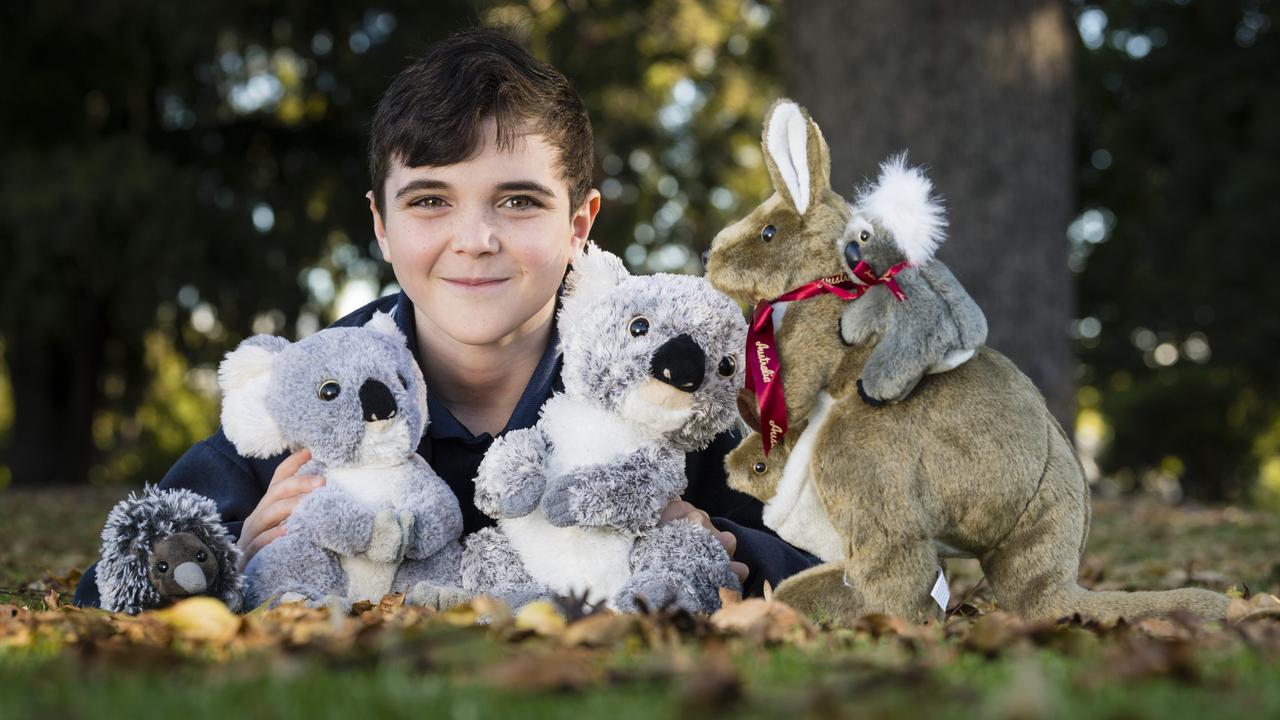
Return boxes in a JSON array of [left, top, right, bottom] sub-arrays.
[[843, 240, 862, 268], [650, 333, 706, 392], [359, 379, 397, 422]]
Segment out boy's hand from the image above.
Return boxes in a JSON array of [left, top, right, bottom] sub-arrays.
[[236, 449, 325, 572], [660, 499, 749, 585]]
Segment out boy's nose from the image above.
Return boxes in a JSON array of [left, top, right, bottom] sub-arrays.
[[359, 379, 398, 422]]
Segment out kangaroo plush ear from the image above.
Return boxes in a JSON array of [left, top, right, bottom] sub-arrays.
[[856, 153, 948, 266], [218, 335, 289, 458], [565, 241, 630, 304], [762, 99, 832, 217]]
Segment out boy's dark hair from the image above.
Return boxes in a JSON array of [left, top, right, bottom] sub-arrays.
[[368, 28, 594, 216]]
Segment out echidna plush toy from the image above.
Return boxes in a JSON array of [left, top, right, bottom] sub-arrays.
[[96, 485, 244, 614]]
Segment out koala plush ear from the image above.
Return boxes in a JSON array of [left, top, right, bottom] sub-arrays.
[[855, 153, 948, 267], [365, 311, 404, 342], [565, 242, 630, 305], [218, 335, 289, 458]]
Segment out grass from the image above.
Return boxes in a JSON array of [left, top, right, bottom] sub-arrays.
[[2, 485, 1280, 720]]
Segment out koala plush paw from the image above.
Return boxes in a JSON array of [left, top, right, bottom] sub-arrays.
[[856, 379, 887, 407], [367, 509, 405, 564], [540, 484, 577, 527], [405, 581, 470, 611], [615, 575, 698, 614]]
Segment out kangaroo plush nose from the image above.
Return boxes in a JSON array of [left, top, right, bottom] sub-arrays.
[[359, 379, 397, 422], [650, 333, 706, 392]]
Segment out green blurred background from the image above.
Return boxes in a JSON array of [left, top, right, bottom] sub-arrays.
[[0, 0, 1276, 508]]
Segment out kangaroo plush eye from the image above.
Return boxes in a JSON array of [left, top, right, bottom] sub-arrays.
[[318, 380, 341, 401], [761, 224, 776, 242], [718, 356, 736, 377], [195, 550, 208, 563], [753, 462, 767, 475], [628, 316, 650, 337], [156, 561, 170, 574]]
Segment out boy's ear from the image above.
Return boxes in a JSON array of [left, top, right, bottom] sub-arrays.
[[762, 99, 833, 217], [367, 190, 392, 262], [569, 189, 602, 257], [218, 335, 289, 458]]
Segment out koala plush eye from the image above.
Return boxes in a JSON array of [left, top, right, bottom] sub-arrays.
[[156, 561, 170, 574], [760, 224, 776, 242], [753, 462, 767, 475], [858, 229, 871, 242], [317, 380, 341, 401], [195, 550, 208, 563], [628, 316, 650, 337], [396, 373, 408, 389], [717, 356, 736, 377]]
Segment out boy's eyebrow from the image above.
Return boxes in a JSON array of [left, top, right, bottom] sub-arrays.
[[495, 180, 556, 197], [394, 178, 450, 199]]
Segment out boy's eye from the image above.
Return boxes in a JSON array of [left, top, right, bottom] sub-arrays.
[[411, 196, 448, 209], [501, 195, 542, 210]]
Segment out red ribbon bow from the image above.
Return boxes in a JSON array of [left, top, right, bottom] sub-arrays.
[[745, 261, 910, 456]]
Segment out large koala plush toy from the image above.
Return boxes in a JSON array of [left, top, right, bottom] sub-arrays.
[[219, 313, 465, 609], [462, 244, 744, 613]]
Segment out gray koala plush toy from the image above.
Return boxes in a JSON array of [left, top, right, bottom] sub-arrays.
[[219, 313, 465, 609], [837, 154, 988, 406], [461, 243, 745, 613], [97, 485, 244, 615]]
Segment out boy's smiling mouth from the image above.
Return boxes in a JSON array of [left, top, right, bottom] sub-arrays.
[[442, 276, 510, 290]]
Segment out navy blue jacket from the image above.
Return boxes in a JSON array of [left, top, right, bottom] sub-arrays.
[[74, 291, 817, 607]]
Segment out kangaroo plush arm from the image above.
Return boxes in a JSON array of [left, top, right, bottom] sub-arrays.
[[473, 426, 551, 520], [401, 457, 465, 560], [540, 445, 687, 533]]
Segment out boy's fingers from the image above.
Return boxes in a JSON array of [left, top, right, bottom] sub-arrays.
[[239, 524, 287, 571], [683, 509, 713, 532], [255, 495, 307, 533], [660, 500, 694, 524], [730, 561, 749, 584], [715, 530, 738, 558], [270, 448, 312, 485], [264, 474, 324, 503]]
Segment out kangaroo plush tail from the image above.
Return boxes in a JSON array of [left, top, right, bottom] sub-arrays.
[[1046, 584, 1230, 624]]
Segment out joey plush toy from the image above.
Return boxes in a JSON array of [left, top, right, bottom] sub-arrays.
[[219, 313, 466, 610], [97, 485, 244, 615], [705, 98, 1231, 625], [461, 243, 743, 613]]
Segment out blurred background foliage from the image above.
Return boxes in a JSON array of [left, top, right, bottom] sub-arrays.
[[0, 0, 1276, 508]]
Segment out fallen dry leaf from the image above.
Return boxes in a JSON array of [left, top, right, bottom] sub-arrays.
[[710, 597, 815, 645], [562, 611, 641, 648], [516, 600, 567, 637], [151, 597, 242, 643], [1228, 593, 1280, 624]]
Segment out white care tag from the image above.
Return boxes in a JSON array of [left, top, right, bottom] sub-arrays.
[[930, 566, 950, 611]]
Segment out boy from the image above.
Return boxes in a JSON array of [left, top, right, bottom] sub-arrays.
[[74, 27, 815, 607]]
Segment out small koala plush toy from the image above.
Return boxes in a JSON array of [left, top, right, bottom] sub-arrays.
[[97, 485, 244, 615], [836, 153, 988, 405], [219, 313, 465, 609], [462, 243, 745, 613]]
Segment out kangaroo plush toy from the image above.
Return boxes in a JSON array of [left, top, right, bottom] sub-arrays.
[[705, 99, 1231, 624], [461, 243, 743, 613], [219, 313, 466, 610]]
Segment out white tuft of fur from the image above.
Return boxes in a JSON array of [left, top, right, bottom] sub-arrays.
[[855, 153, 947, 267], [565, 242, 630, 304], [218, 344, 287, 458], [765, 101, 811, 215], [365, 310, 402, 340]]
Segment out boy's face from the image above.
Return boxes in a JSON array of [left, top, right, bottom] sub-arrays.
[[369, 119, 600, 347]]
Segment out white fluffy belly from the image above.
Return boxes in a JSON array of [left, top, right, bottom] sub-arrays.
[[502, 508, 636, 606], [323, 461, 414, 602], [763, 392, 846, 561]]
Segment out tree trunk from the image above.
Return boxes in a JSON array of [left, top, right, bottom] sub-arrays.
[[782, 0, 1076, 424], [6, 325, 102, 486]]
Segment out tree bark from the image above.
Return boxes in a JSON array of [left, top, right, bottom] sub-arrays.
[[782, 0, 1076, 424]]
